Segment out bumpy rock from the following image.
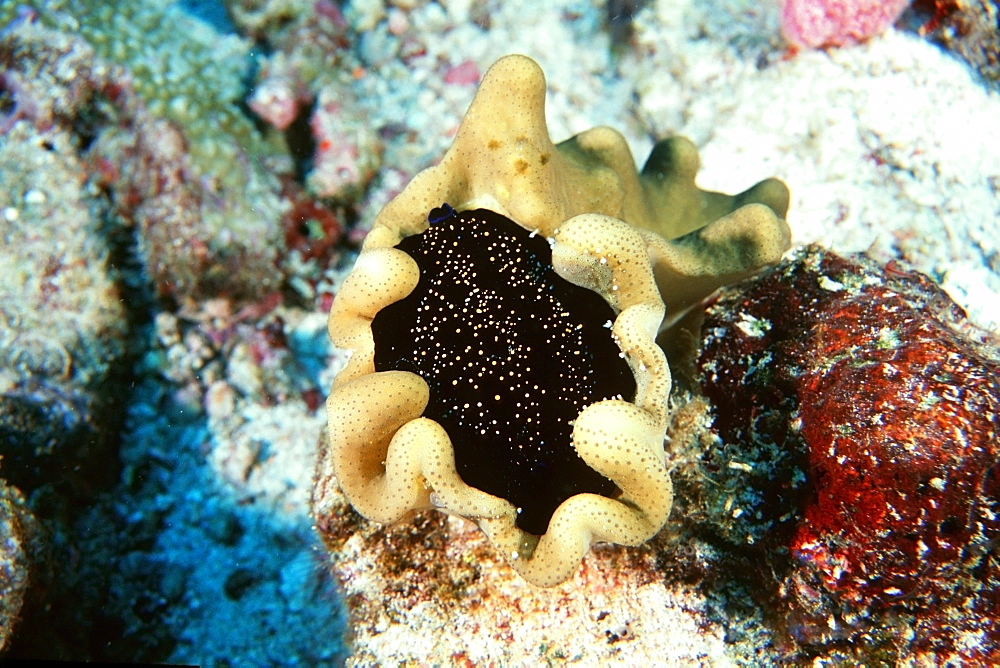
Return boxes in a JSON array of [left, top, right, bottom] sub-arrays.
[[0, 480, 44, 652], [0, 10, 294, 305], [312, 486, 737, 665], [915, 0, 1000, 87], [695, 245, 1000, 663], [0, 118, 130, 495]]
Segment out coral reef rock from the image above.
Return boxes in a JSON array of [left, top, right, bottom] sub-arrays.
[[0, 35, 131, 493], [314, 489, 733, 665], [912, 0, 1000, 87], [0, 480, 44, 653], [315, 54, 791, 586], [0, 8, 296, 305], [695, 245, 1000, 663], [307, 87, 383, 200], [233, 0, 384, 200]]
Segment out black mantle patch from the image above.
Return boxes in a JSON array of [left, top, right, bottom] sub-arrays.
[[372, 207, 634, 535]]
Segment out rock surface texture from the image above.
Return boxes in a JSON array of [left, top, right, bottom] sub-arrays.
[[696, 246, 1000, 663]]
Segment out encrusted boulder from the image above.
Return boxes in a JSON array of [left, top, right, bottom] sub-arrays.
[[693, 245, 1000, 662], [0, 116, 130, 496], [0, 480, 44, 652]]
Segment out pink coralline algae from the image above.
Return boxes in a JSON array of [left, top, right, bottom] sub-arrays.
[[780, 0, 911, 48], [697, 246, 1000, 662], [442, 60, 481, 86], [242, 5, 344, 133]]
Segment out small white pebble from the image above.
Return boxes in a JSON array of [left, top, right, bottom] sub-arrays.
[[169, 96, 188, 116], [2, 207, 18, 222], [387, 7, 409, 34], [735, 312, 771, 338], [24, 189, 46, 205], [818, 275, 845, 292]]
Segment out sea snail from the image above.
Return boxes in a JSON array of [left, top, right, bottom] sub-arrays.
[[314, 55, 790, 586]]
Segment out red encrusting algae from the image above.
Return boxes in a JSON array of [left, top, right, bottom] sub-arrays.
[[697, 245, 1000, 662]]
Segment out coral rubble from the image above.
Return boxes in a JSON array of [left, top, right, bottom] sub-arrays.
[[307, 87, 382, 200], [228, 0, 384, 200], [694, 245, 1000, 662], [913, 0, 1000, 87], [0, 11, 347, 661], [314, 487, 734, 665], [315, 54, 791, 587]]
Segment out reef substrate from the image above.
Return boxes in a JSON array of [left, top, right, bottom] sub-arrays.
[[693, 245, 1000, 663]]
